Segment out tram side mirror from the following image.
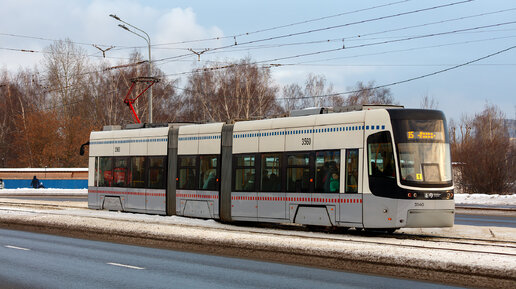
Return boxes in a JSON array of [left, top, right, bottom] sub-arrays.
[[80, 141, 90, 156]]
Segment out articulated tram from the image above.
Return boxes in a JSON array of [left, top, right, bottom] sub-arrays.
[[87, 106, 454, 231]]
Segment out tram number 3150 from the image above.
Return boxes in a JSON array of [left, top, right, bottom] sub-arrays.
[[301, 138, 311, 146]]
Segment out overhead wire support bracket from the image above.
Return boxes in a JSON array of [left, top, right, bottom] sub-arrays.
[[188, 48, 209, 61], [93, 44, 115, 58], [123, 77, 160, 124]]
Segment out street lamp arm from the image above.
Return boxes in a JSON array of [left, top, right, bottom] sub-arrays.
[[119, 25, 149, 46], [110, 15, 150, 43]]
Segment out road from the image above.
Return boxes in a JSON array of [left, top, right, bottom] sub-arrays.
[[454, 213, 516, 228], [0, 229, 463, 289]]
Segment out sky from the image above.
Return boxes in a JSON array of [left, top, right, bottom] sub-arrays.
[[1, 0, 515, 122]]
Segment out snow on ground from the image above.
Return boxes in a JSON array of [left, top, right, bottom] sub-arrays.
[[0, 192, 516, 287], [0, 201, 515, 278], [0, 189, 515, 207], [0, 188, 87, 196], [454, 193, 516, 207]]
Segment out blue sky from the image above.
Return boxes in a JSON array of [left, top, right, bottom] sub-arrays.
[[1, 0, 515, 121]]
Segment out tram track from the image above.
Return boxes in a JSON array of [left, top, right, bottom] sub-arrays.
[[1, 199, 515, 289], [1, 199, 515, 260]]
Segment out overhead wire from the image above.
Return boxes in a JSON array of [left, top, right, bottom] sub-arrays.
[[279, 44, 516, 100], [151, 0, 413, 47], [157, 21, 516, 77], [0, 0, 412, 53], [4, 0, 514, 111], [179, 7, 516, 54], [152, 0, 475, 64]]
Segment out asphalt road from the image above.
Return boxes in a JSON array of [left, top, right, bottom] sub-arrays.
[[0, 229, 463, 289], [454, 214, 516, 228]]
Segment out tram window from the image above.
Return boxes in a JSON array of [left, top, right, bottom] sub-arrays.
[[234, 155, 256, 191], [368, 132, 395, 179], [178, 156, 197, 190], [149, 156, 166, 189], [98, 157, 113, 187], [261, 154, 281, 192], [113, 157, 129, 187], [345, 149, 359, 193], [315, 150, 340, 193], [286, 153, 310, 193], [131, 157, 146, 188], [200, 155, 218, 190]]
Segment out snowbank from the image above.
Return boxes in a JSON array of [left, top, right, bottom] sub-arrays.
[[0, 188, 87, 196], [1, 189, 515, 207], [454, 193, 516, 207]]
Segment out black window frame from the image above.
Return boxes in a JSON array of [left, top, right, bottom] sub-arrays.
[[233, 154, 259, 192], [97, 156, 113, 187], [199, 155, 220, 191], [148, 156, 167, 190], [315, 150, 341, 194], [345, 149, 359, 194], [367, 131, 399, 198], [113, 156, 130, 187], [285, 152, 312, 193], [260, 153, 283, 192], [177, 155, 198, 190], [130, 156, 147, 189]]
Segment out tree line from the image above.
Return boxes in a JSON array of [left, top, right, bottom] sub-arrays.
[[0, 39, 513, 193], [0, 39, 391, 168]]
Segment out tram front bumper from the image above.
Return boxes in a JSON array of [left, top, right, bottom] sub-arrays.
[[405, 209, 455, 228]]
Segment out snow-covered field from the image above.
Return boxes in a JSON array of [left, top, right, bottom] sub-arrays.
[[0, 189, 515, 207]]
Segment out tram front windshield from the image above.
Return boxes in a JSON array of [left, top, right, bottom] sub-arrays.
[[392, 119, 452, 187]]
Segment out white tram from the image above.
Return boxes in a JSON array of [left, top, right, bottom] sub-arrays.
[[86, 106, 455, 231]]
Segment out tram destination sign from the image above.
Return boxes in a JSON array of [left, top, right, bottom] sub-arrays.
[[407, 131, 444, 141]]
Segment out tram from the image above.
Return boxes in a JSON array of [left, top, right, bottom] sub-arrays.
[[86, 105, 454, 230]]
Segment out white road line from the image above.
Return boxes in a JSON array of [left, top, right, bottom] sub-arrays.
[[107, 262, 145, 270], [5, 245, 31, 251]]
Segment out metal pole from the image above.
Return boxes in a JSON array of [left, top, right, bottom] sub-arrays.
[[148, 40, 152, 123], [110, 14, 153, 123]]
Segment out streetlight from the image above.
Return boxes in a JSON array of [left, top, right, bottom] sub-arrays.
[[109, 14, 153, 123]]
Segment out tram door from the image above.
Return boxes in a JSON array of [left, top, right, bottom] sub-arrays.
[[339, 148, 363, 224]]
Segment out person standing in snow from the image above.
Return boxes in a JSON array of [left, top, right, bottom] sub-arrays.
[[31, 176, 40, 189]]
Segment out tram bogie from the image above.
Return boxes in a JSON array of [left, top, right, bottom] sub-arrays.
[[87, 106, 454, 230]]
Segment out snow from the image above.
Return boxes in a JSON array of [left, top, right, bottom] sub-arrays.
[[0, 191, 515, 287], [0, 199, 515, 280], [454, 193, 516, 207], [0, 189, 515, 207], [0, 188, 87, 196]]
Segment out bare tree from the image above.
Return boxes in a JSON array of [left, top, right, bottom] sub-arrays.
[[345, 81, 397, 106], [44, 39, 89, 119], [451, 104, 515, 194], [181, 58, 281, 122], [281, 83, 304, 112], [303, 73, 342, 108], [420, 93, 439, 109]]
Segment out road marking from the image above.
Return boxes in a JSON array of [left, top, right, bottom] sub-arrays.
[[5, 245, 31, 251], [107, 262, 145, 270]]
